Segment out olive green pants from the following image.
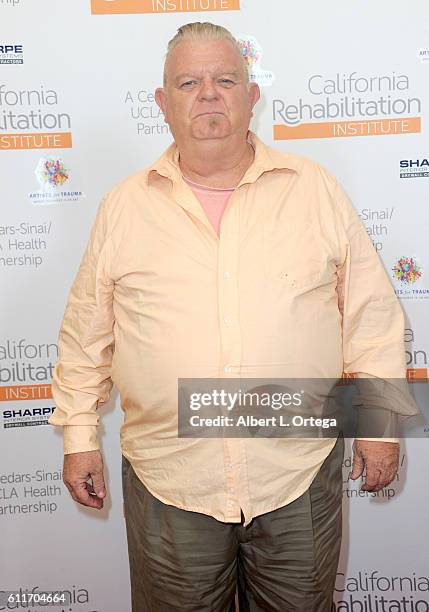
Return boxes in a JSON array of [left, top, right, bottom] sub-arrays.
[[122, 436, 344, 612]]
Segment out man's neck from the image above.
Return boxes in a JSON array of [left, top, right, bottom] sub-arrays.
[[178, 137, 254, 189]]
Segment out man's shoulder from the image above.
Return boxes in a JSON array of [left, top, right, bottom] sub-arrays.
[[107, 166, 152, 197], [102, 143, 175, 205], [90, 166, 154, 231], [259, 139, 353, 222], [264, 141, 337, 187]]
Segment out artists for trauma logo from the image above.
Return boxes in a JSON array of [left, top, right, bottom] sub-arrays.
[[417, 48, 429, 63], [29, 157, 84, 205], [237, 36, 275, 87], [392, 256, 423, 284], [36, 158, 69, 188], [392, 256, 429, 300]]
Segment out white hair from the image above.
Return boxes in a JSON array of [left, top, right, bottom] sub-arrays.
[[163, 21, 248, 85]]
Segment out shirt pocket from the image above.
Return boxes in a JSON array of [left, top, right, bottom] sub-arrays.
[[263, 221, 328, 292]]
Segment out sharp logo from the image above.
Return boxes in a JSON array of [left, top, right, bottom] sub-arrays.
[[0, 44, 23, 64], [2, 404, 55, 429], [400, 158, 429, 168], [399, 158, 429, 179], [3, 406, 55, 419], [0, 45, 22, 53]]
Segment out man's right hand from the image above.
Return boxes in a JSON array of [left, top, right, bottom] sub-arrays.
[[63, 450, 106, 509]]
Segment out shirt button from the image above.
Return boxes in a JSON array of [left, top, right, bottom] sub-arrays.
[[224, 315, 232, 324], [224, 365, 232, 373], [223, 271, 231, 279]]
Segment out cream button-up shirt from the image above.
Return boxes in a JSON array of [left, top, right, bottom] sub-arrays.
[[49, 131, 408, 526]]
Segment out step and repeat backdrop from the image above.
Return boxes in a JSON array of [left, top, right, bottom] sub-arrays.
[[1, 1, 429, 611]]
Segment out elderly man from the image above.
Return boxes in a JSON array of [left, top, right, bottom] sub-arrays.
[[49, 22, 408, 612]]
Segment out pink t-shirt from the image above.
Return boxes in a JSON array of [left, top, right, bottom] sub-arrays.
[[182, 174, 234, 237]]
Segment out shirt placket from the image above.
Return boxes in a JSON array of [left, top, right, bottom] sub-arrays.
[[217, 189, 249, 522]]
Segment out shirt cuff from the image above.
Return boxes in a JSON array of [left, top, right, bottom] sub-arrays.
[[355, 406, 399, 439], [62, 425, 100, 454]]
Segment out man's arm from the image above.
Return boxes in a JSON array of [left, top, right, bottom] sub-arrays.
[[333, 179, 417, 491], [49, 193, 115, 508]]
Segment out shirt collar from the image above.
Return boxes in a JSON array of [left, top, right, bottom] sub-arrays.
[[146, 130, 299, 187]]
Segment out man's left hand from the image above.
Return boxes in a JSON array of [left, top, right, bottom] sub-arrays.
[[349, 440, 400, 492]]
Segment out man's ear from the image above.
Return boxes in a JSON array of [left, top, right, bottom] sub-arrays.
[[249, 82, 261, 113], [155, 87, 167, 119]]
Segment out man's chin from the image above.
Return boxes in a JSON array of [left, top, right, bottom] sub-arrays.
[[189, 115, 231, 139], [191, 132, 228, 141]]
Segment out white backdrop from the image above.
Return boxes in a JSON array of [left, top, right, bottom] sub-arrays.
[[1, 1, 428, 611]]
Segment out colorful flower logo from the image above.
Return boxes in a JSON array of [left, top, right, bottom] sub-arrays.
[[36, 158, 69, 188], [236, 35, 275, 87], [237, 38, 261, 69], [392, 256, 423, 284]]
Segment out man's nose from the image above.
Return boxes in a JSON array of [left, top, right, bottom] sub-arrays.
[[198, 78, 219, 101]]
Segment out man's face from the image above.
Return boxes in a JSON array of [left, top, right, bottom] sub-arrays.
[[155, 39, 260, 144]]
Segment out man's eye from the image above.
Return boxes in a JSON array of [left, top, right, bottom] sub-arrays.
[[180, 81, 197, 88], [219, 79, 234, 85]]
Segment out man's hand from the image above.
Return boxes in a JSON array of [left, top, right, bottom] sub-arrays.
[[349, 440, 399, 492], [63, 450, 106, 509]]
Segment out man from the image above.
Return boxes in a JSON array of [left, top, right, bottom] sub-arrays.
[[49, 22, 410, 612]]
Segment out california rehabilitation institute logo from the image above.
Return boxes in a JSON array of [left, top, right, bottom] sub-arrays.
[[392, 256, 423, 285], [0, 83, 73, 150], [91, 0, 239, 14], [272, 71, 422, 140]]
